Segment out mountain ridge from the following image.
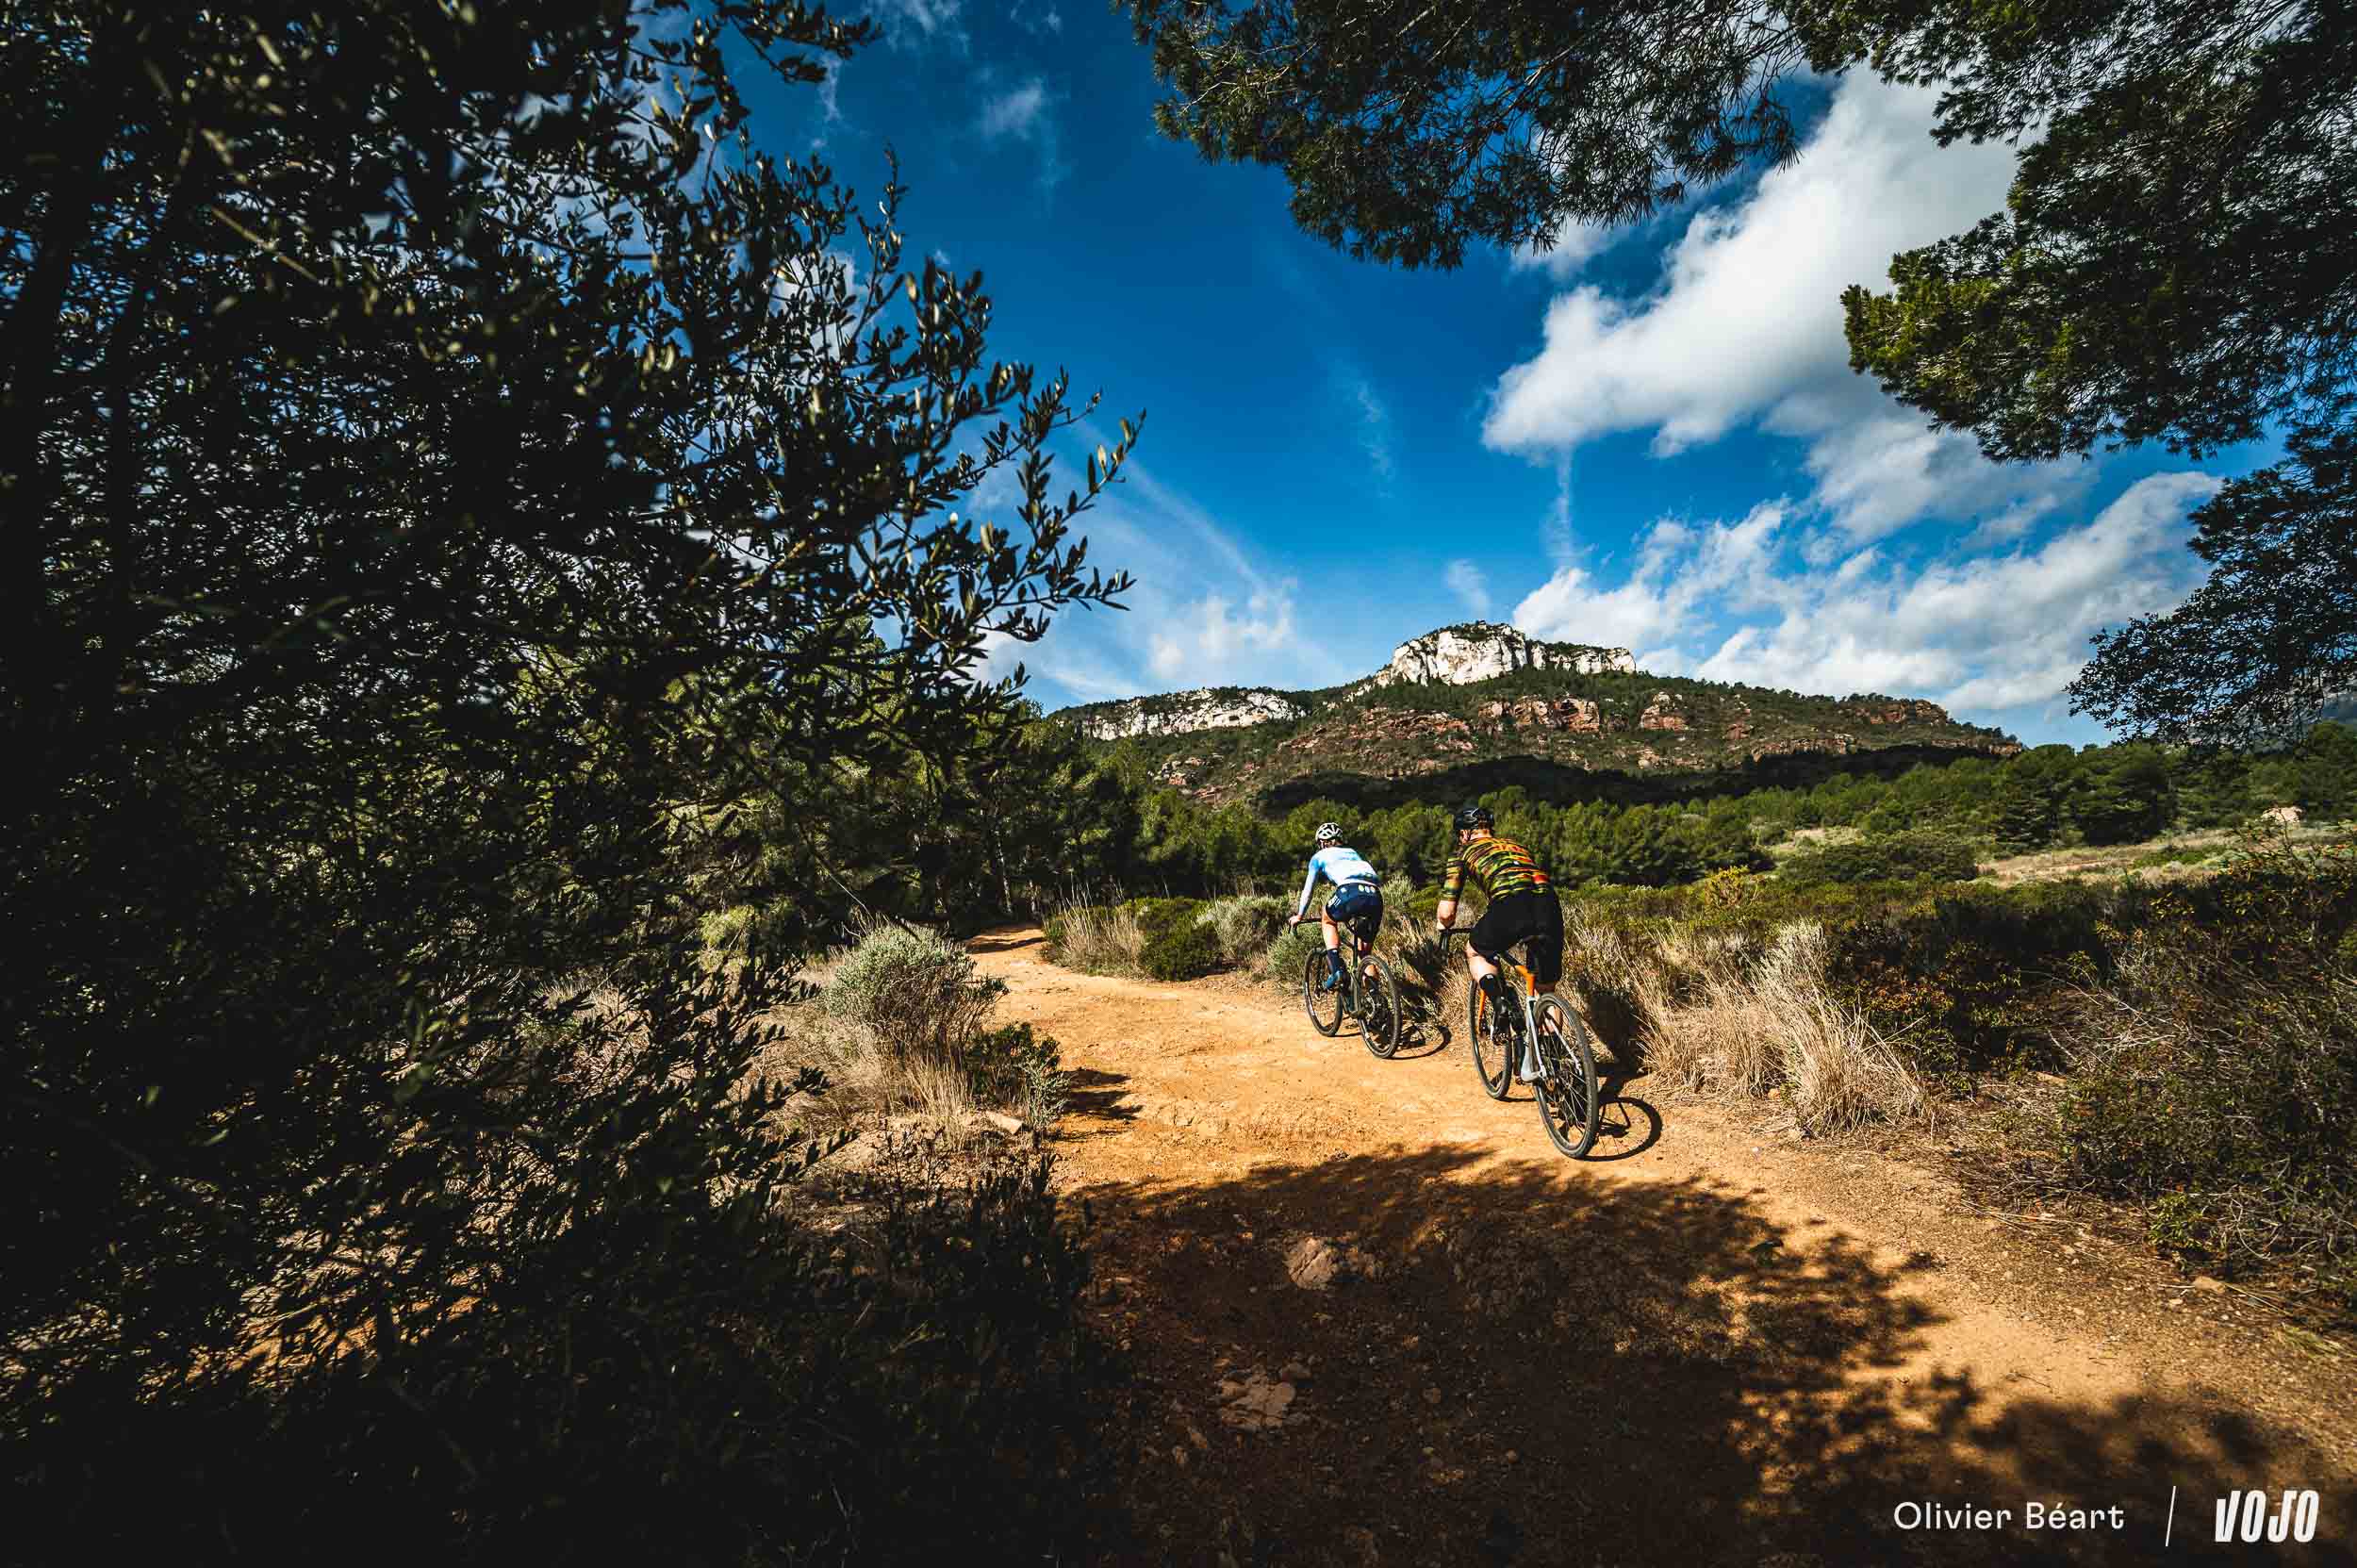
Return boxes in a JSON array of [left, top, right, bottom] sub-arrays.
[[1050, 621, 2021, 810]]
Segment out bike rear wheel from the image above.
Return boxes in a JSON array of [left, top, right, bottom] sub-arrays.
[[1469, 972, 1517, 1100], [1530, 997, 1601, 1158], [1356, 951, 1401, 1058], [1302, 947, 1343, 1036]]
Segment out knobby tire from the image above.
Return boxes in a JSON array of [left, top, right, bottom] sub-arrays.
[[1531, 997, 1601, 1158], [1303, 947, 1343, 1037]]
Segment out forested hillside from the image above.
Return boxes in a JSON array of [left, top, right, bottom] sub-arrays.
[[1057, 623, 2018, 811]]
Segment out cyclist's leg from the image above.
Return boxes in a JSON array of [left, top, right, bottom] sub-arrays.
[[1465, 898, 1514, 991], [1318, 892, 1347, 984], [1523, 894, 1565, 997]]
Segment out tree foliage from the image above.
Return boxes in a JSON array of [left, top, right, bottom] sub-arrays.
[[2069, 425, 2357, 741], [1832, 0, 2356, 463], [1117, 0, 1814, 269], [3, 0, 1130, 1552]]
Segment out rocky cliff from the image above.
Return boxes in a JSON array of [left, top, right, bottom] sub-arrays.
[[1373, 622, 1634, 686], [1051, 620, 2019, 805], [1075, 687, 1304, 741]]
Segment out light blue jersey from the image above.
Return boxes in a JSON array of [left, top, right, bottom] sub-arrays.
[[1295, 846, 1380, 919]]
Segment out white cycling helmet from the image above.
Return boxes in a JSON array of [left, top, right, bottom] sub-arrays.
[[1315, 821, 1343, 845]]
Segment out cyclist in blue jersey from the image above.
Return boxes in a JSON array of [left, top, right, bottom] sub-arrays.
[[1289, 822, 1386, 991]]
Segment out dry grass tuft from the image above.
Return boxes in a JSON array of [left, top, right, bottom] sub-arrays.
[[1754, 925, 1928, 1134], [1045, 899, 1146, 975], [1560, 912, 1929, 1136]]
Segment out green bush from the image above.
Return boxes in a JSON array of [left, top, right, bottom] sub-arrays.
[[965, 1022, 1072, 1130], [1263, 919, 1331, 988], [2129, 845, 2217, 869], [2048, 933, 2357, 1297], [1574, 876, 2118, 1083], [1141, 916, 1226, 982], [50, 1137, 1100, 1562], [1204, 893, 1289, 965], [1120, 895, 1208, 947], [1779, 830, 1982, 887], [825, 921, 1007, 1063], [1821, 885, 2112, 1081]]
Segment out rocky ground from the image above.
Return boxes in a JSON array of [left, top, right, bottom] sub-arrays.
[[963, 928, 2357, 1568]]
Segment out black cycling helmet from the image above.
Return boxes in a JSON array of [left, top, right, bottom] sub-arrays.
[[1453, 803, 1493, 832]]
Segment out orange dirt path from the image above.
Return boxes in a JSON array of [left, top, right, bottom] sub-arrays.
[[968, 927, 2357, 1568]]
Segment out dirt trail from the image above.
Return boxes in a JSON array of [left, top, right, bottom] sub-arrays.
[[968, 928, 2357, 1568]]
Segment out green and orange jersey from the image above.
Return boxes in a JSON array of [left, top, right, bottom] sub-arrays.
[[1440, 834, 1553, 903]]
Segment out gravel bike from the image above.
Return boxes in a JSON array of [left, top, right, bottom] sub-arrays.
[[1299, 909, 1402, 1058], [1445, 929, 1601, 1158]]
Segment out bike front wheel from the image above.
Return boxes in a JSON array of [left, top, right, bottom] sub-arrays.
[[1302, 947, 1343, 1036], [1356, 952, 1401, 1059], [1530, 997, 1601, 1158]]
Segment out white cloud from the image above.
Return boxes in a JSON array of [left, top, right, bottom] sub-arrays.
[[1542, 457, 1576, 567], [1445, 560, 1492, 618], [1012, 4, 1063, 33], [1507, 218, 1618, 282], [815, 60, 843, 129], [979, 79, 1047, 139], [1147, 586, 1303, 681], [1341, 373, 1395, 482], [1484, 74, 2056, 541], [870, 0, 965, 45], [1005, 446, 1359, 702], [976, 77, 1068, 193], [1511, 473, 2222, 724]]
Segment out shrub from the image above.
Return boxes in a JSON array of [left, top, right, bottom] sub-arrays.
[[2021, 848, 2357, 1297], [2129, 845, 2217, 870], [1780, 830, 1982, 887], [1141, 916, 1225, 982], [2046, 940, 2357, 1295], [1204, 893, 1289, 966], [1121, 895, 1209, 946], [1821, 883, 2111, 1082], [1262, 918, 1331, 989], [1560, 909, 1678, 1067], [1754, 924, 1929, 1135], [824, 921, 1007, 1067], [965, 1022, 1072, 1130], [1043, 899, 1146, 974]]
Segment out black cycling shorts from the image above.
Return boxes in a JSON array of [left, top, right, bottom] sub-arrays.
[[1325, 883, 1384, 942], [1470, 889, 1563, 990]]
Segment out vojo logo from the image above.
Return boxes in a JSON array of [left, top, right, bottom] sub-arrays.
[[2214, 1490, 2321, 1544]]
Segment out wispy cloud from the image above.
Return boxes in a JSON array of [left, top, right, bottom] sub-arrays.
[[868, 0, 966, 47], [1511, 472, 2222, 731], [816, 60, 844, 126], [1444, 560, 1492, 618], [1340, 372, 1395, 484], [976, 76, 1068, 194], [1003, 438, 1358, 704], [1011, 4, 1063, 34], [979, 79, 1046, 138], [1506, 216, 1619, 281], [1485, 74, 2069, 543]]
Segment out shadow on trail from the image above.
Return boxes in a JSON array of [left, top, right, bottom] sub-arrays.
[[1582, 1092, 1662, 1161], [1076, 1142, 2356, 1568], [1057, 1067, 1140, 1143], [968, 930, 1044, 954]]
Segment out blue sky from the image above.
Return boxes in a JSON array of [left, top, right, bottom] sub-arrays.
[[738, 2, 2268, 746]]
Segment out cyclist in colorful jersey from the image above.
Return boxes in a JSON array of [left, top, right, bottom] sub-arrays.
[[1289, 822, 1385, 992], [1434, 803, 1564, 1081]]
